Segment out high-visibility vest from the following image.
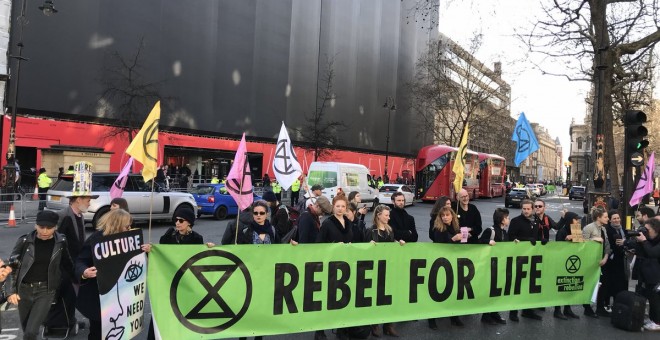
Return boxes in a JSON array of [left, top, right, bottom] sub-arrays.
[[377, 180, 384, 189], [272, 183, 281, 194], [291, 179, 301, 192], [38, 173, 52, 188], [211, 177, 220, 184]]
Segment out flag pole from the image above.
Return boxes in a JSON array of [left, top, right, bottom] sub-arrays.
[[234, 155, 247, 245], [149, 178, 155, 243]]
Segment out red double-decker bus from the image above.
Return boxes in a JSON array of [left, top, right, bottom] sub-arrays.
[[477, 153, 506, 198], [416, 144, 480, 202]]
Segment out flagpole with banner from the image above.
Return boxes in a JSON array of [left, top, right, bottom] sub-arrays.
[[110, 157, 134, 199], [125, 101, 160, 242], [512, 112, 540, 167], [225, 133, 254, 243], [273, 122, 303, 190], [452, 123, 470, 196], [630, 152, 656, 207]]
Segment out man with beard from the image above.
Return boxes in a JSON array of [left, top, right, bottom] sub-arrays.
[[507, 200, 543, 322], [389, 192, 418, 242]]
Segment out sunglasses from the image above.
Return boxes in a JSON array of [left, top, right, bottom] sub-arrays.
[[534, 205, 544, 208], [253, 211, 267, 216], [175, 218, 187, 223]]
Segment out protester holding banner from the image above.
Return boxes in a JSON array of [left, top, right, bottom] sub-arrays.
[[478, 208, 509, 325], [553, 211, 583, 320], [428, 206, 465, 329], [235, 200, 280, 245], [508, 200, 544, 321], [6, 210, 74, 340], [534, 199, 558, 243], [347, 203, 368, 243], [76, 209, 133, 340], [158, 207, 204, 245], [316, 193, 353, 244], [428, 196, 451, 241], [604, 210, 629, 310], [296, 197, 332, 244], [389, 192, 418, 242]]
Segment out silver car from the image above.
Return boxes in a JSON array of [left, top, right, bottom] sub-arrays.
[[46, 173, 197, 227]]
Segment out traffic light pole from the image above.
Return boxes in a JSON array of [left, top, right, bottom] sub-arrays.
[[623, 110, 648, 230]]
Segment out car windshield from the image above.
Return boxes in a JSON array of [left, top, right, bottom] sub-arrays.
[[573, 187, 585, 192], [512, 189, 526, 193], [379, 186, 400, 192], [191, 186, 215, 195]]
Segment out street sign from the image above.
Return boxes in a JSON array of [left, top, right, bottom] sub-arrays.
[[631, 152, 644, 166]]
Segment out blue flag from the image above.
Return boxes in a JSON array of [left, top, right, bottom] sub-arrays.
[[512, 112, 539, 166]]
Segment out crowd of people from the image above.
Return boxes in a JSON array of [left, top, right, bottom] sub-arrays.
[[1, 180, 660, 339]]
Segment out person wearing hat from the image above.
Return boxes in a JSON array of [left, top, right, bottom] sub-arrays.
[[37, 168, 52, 211], [48, 170, 99, 334], [553, 209, 582, 320], [159, 208, 204, 245], [6, 210, 73, 340]]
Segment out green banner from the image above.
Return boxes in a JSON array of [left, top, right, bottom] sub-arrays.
[[147, 242, 601, 338]]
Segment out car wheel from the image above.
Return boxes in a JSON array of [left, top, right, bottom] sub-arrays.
[[92, 206, 110, 229], [214, 206, 228, 220], [196, 211, 202, 218]]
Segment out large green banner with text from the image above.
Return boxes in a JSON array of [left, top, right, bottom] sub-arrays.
[[147, 241, 601, 339]]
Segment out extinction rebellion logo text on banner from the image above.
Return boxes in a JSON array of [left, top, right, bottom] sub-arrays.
[[147, 242, 601, 339]]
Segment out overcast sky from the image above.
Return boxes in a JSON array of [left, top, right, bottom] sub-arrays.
[[438, 0, 658, 163]]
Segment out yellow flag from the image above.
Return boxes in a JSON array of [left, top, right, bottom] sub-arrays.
[[126, 101, 160, 182], [452, 123, 469, 194]]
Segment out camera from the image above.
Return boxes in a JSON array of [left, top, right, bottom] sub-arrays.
[[626, 226, 648, 239]]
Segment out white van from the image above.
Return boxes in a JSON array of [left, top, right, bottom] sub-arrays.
[[306, 162, 378, 209]]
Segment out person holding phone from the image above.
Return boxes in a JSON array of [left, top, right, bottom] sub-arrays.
[[348, 191, 368, 222]]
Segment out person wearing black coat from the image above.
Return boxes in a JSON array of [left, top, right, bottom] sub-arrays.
[[389, 192, 418, 242], [603, 210, 628, 310], [630, 218, 660, 330], [347, 203, 368, 243], [478, 208, 509, 325], [533, 199, 559, 242], [428, 206, 465, 329], [236, 201, 279, 245], [428, 196, 451, 242], [76, 209, 133, 340], [221, 209, 254, 245], [507, 200, 543, 321], [553, 210, 581, 320], [456, 189, 482, 243]]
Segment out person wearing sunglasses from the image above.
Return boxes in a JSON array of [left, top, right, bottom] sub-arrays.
[[155, 208, 204, 245], [533, 199, 558, 243], [236, 200, 280, 245]]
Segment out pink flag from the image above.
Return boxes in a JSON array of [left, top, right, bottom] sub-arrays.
[[226, 133, 253, 211], [630, 152, 655, 207], [110, 157, 134, 199]]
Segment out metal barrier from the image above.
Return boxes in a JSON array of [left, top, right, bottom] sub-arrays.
[[0, 193, 48, 226]]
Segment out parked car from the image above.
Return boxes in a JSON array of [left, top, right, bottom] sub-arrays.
[[375, 184, 415, 207], [46, 174, 197, 228], [534, 183, 547, 196], [191, 184, 261, 220], [505, 188, 534, 208], [569, 186, 586, 200], [525, 184, 540, 197]]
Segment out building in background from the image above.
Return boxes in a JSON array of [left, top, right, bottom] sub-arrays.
[[569, 116, 592, 186], [518, 123, 561, 183], [1, 0, 437, 182]]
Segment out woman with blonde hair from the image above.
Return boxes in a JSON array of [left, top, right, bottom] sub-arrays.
[[75, 209, 133, 339], [428, 206, 464, 330], [368, 204, 404, 337]]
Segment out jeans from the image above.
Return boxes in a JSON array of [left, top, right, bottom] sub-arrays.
[[18, 282, 56, 340]]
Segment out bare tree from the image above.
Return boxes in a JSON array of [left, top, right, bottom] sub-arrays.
[[401, 0, 440, 31], [96, 38, 170, 144], [521, 0, 660, 192], [409, 33, 511, 148], [297, 57, 347, 161]]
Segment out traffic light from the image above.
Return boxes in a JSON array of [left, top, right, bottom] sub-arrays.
[[625, 110, 648, 160]]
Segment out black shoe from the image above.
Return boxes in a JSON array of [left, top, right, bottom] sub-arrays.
[[584, 307, 599, 318], [596, 308, 611, 317], [521, 311, 543, 320], [554, 310, 568, 320], [314, 330, 328, 340], [428, 319, 438, 330], [481, 315, 496, 325], [491, 313, 507, 324], [537, 307, 546, 312], [563, 308, 580, 319], [509, 313, 519, 322], [450, 317, 464, 327]]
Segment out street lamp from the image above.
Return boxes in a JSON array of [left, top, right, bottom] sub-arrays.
[[383, 96, 396, 184], [3, 0, 58, 195]]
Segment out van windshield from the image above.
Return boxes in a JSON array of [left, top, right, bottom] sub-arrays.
[[308, 170, 337, 189]]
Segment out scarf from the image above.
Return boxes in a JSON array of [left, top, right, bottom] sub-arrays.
[[251, 220, 275, 241]]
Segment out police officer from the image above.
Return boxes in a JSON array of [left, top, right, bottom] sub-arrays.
[[272, 180, 282, 202], [211, 176, 220, 184], [291, 178, 301, 206], [37, 168, 52, 211]]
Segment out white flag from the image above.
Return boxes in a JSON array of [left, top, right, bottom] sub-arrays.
[[273, 122, 302, 190]]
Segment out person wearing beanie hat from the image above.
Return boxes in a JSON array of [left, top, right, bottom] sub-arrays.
[[315, 196, 333, 215], [262, 191, 278, 204], [553, 209, 582, 320], [155, 208, 203, 245]]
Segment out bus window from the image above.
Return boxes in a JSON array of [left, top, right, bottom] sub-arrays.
[[417, 154, 449, 196]]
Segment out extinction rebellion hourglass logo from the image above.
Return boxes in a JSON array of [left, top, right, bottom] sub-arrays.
[[170, 250, 252, 334], [556, 255, 584, 292]]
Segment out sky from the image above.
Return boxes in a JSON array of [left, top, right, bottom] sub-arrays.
[[437, 0, 658, 163]]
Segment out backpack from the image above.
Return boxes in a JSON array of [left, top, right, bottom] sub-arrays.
[[478, 226, 496, 242]]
